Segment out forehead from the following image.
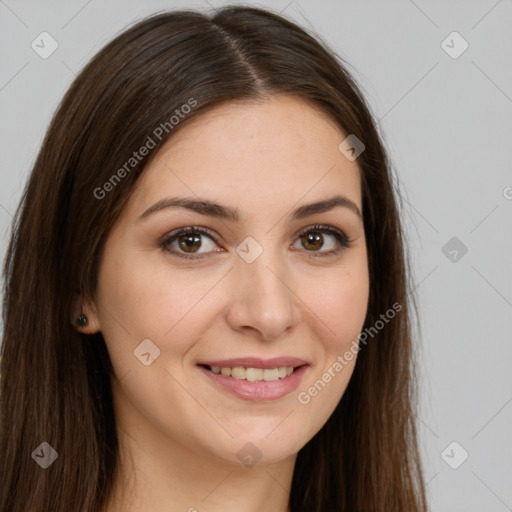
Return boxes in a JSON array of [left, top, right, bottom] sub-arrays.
[[127, 95, 362, 222]]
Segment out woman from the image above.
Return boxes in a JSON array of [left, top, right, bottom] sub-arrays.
[[0, 5, 428, 511]]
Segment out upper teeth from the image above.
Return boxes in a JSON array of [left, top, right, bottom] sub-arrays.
[[209, 366, 294, 381]]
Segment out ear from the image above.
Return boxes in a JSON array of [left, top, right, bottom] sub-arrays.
[[71, 291, 101, 335]]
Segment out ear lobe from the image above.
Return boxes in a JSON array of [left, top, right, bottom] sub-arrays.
[[71, 293, 101, 334]]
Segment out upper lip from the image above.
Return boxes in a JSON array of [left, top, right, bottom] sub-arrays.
[[198, 357, 309, 369]]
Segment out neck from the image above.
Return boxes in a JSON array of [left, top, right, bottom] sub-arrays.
[[103, 422, 295, 512]]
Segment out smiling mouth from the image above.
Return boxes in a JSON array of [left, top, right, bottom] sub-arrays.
[[197, 362, 309, 401], [199, 364, 303, 382]]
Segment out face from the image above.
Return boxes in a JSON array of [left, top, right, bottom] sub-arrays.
[[81, 95, 369, 467]]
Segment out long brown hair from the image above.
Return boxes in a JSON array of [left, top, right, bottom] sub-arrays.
[[0, 5, 427, 511]]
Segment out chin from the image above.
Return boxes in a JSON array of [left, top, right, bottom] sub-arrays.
[[210, 428, 307, 468]]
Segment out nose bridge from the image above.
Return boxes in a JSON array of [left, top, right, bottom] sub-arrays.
[[227, 237, 300, 339]]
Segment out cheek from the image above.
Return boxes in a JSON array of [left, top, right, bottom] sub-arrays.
[[327, 281, 368, 346], [95, 247, 222, 366], [305, 259, 369, 350], [293, 259, 368, 423]]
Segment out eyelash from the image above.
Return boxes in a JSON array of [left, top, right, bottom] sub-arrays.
[[160, 224, 352, 260]]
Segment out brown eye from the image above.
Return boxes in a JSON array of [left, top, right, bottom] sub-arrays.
[[301, 232, 324, 251], [293, 224, 351, 256], [160, 227, 220, 260], [177, 232, 202, 253]]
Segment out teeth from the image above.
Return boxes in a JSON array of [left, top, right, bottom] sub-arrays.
[[231, 367, 245, 379], [262, 368, 278, 381], [208, 365, 296, 381], [246, 367, 263, 381]]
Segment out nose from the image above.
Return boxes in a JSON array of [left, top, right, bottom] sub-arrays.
[[225, 249, 301, 341]]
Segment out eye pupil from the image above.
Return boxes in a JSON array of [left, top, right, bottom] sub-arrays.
[[178, 233, 202, 253], [302, 232, 323, 251]]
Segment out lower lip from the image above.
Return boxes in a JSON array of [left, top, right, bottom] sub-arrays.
[[197, 365, 308, 401]]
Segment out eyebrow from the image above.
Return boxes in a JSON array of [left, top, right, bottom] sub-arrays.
[[137, 194, 362, 223]]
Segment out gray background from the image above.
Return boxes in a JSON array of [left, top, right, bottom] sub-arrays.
[[1, 1, 511, 510]]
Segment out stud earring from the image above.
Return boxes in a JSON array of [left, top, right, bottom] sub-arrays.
[[76, 314, 88, 327]]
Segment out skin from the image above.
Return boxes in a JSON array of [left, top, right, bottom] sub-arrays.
[[74, 95, 369, 512]]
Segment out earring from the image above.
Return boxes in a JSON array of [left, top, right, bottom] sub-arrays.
[[76, 314, 88, 327]]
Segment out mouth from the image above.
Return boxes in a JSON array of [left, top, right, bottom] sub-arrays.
[[196, 358, 309, 401]]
